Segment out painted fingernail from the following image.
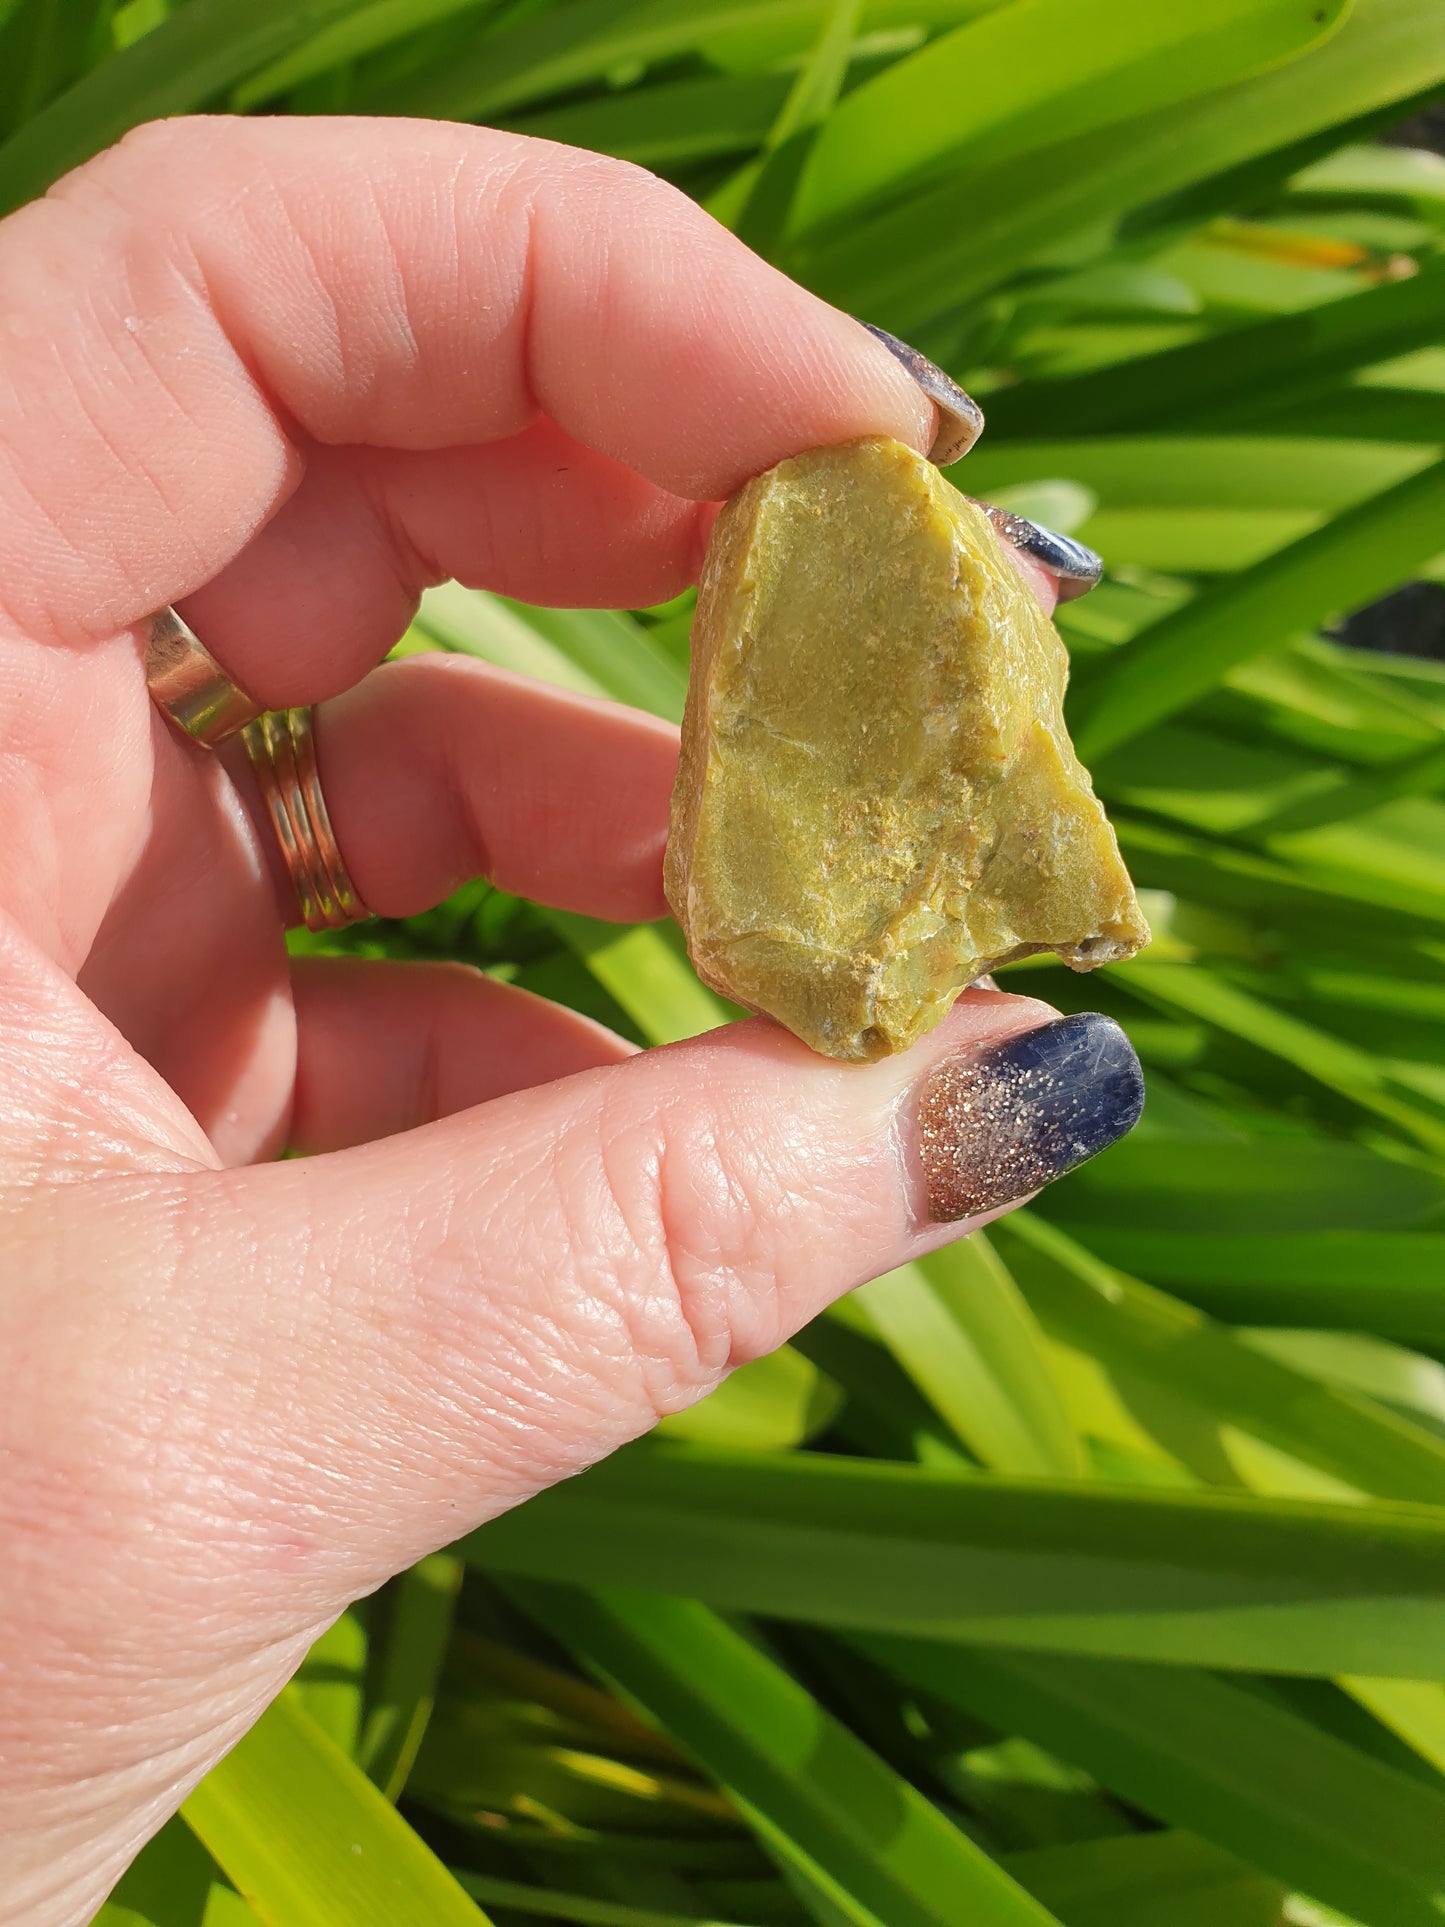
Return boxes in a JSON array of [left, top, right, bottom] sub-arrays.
[[858, 322, 985, 466], [975, 504, 1104, 602], [918, 1013, 1144, 1223]]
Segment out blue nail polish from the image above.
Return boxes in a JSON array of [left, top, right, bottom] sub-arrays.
[[857, 321, 985, 466], [919, 1013, 1144, 1222], [977, 505, 1104, 601]]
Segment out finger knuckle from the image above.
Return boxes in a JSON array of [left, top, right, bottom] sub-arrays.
[[580, 1081, 798, 1413]]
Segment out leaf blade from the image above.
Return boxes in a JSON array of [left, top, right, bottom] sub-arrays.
[[182, 1688, 490, 1927]]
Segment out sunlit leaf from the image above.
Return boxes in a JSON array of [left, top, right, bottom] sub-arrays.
[[512, 1582, 1064, 1926], [790, 0, 1350, 238], [182, 1690, 490, 1925], [864, 1638, 1445, 1927], [468, 1439, 1445, 1676]]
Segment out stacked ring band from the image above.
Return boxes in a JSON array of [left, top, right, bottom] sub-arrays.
[[240, 707, 368, 933], [143, 606, 371, 933]]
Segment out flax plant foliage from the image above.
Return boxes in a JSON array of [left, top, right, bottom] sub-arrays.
[[12, 1, 1442, 1923]]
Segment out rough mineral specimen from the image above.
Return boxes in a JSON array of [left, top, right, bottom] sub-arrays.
[[664, 435, 1150, 1062]]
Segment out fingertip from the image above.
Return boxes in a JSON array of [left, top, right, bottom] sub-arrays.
[[997, 541, 1061, 618], [528, 157, 937, 499]]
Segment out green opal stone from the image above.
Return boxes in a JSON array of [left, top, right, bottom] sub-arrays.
[[665, 436, 1150, 1061]]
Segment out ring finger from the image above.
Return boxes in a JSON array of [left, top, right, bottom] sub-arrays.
[[82, 657, 678, 1160]]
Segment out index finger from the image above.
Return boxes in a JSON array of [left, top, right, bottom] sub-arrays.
[[0, 116, 934, 647]]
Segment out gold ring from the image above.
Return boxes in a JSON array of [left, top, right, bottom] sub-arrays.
[[240, 707, 371, 932], [144, 608, 263, 746]]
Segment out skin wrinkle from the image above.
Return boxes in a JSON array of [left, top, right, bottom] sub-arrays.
[[216, 153, 353, 426], [13, 176, 295, 642], [0, 634, 152, 969], [657, 1115, 776, 1380], [600, 1101, 721, 1405], [379, 1150, 639, 1502], [551, 1124, 694, 1443], [351, 443, 437, 603], [3, 1637, 315, 1915], [0, 446, 86, 638], [79, 276, 232, 583], [360, 171, 425, 380], [551, 1104, 676, 1406]]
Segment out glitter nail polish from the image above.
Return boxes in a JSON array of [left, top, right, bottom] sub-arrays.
[[857, 322, 985, 466], [918, 1013, 1144, 1223], [970, 504, 1104, 604]]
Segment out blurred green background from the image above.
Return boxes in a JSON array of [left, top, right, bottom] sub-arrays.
[[8, 1, 1439, 1923]]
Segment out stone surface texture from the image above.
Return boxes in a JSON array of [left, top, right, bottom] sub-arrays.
[[665, 436, 1150, 1061]]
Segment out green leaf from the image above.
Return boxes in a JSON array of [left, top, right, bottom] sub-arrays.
[[1242, 1329, 1445, 1427], [232, 0, 495, 108], [450, 1872, 763, 1926], [416, 585, 687, 719], [1292, 139, 1445, 205], [1067, 1227, 1445, 1339], [1114, 811, 1437, 938], [863, 1639, 1445, 1927], [796, 0, 1445, 326], [497, 601, 687, 723], [707, 0, 859, 245], [1114, 960, 1445, 1153], [1346, 1676, 1445, 1780], [182, 1688, 490, 1925], [467, 1438, 1445, 1676], [995, 1211, 1445, 1504], [986, 255, 1445, 440], [103, 1814, 254, 1927], [0, 0, 367, 213], [415, 584, 611, 701], [1074, 459, 1445, 760], [1041, 1128, 1445, 1234], [366, 0, 1002, 125], [544, 911, 736, 1045], [294, 1608, 367, 1757], [511, 1581, 1064, 1927], [790, 0, 1350, 239], [657, 1344, 844, 1450], [359, 1552, 462, 1799], [962, 438, 1437, 513], [501, 69, 789, 168], [1001, 1831, 1284, 1927], [797, 1307, 980, 1471], [854, 1235, 1086, 1477]]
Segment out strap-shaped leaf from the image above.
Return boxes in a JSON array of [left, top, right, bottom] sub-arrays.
[[855, 1237, 1085, 1478], [985, 256, 1445, 439], [182, 1688, 490, 1926], [1074, 460, 1445, 760], [0, 0, 366, 213], [1070, 1225, 1445, 1338], [789, 0, 1349, 237], [996, 1212, 1445, 1504], [794, 0, 1445, 321], [509, 1580, 1063, 1927], [466, 1439, 1445, 1676], [861, 1637, 1445, 1927]]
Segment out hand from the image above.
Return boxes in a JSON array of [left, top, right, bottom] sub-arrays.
[[0, 117, 1142, 1922]]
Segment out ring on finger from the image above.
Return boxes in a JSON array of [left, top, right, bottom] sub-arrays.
[[241, 706, 371, 933], [144, 607, 263, 745]]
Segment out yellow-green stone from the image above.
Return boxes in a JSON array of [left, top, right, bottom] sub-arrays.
[[665, 436, 1150, 1061]]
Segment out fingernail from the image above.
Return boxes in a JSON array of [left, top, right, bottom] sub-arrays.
[[917, 1013, 1143, 1223], [975, 504, 1104, 602], [858, 322, 985, 466]]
